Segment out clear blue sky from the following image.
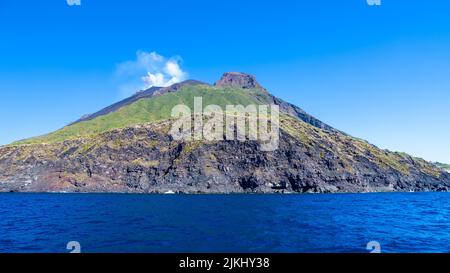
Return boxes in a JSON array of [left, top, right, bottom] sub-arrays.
[[1, 0, 450, 163]]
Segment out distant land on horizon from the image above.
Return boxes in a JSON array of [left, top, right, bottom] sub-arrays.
[[434, 162, 450, 173]]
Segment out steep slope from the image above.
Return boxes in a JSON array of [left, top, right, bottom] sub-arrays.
[[1, 73, 449, 193], [69, 80, 206, 125], [13, 83, 271, 145], [435, 162, 450, 173], [14, 73, 335, 146], [69, 86, 162, 125], [216, 72, 337, 132]]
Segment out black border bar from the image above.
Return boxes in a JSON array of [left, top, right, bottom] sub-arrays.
[[0, 253, 447, 272]]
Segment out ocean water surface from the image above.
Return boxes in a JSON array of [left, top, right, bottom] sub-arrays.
[[0, 193, 450, 253]]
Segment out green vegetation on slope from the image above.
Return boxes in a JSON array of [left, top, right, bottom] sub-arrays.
[[8, 83, 445, 180], [280, 115, 442, 177], [435, 162, 450, 172], [12, 85, 271, 145]]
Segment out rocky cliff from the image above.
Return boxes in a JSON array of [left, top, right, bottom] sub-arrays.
[[1, 73, 449, 193]]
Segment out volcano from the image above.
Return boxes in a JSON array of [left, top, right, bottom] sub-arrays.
[[1, 72, 449, 193]]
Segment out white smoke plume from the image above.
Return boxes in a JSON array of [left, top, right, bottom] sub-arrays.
[[116, 51, 188, 97]]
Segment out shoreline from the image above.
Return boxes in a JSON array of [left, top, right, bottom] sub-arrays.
[[0, 190, 449, 195]]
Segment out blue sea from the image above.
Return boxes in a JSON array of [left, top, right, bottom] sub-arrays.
[[0, 193, 450, 253]]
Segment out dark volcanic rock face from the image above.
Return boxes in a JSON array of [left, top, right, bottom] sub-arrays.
[[1, 119, 449, 194], [1, 73, 449, 194], [215, 72, 263, 89]]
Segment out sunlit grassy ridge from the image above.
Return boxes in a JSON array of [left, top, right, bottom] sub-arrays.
[[12, 85, 271, 145]]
